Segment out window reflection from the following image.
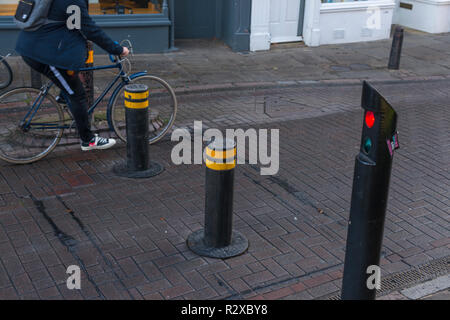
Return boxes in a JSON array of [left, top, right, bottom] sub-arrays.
[[0, 0, 164, 16], [90, 0, 163, 15]]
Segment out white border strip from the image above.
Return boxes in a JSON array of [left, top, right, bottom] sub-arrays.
[[401, 275, 450, 299]]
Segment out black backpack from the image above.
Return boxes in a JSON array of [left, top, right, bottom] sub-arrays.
[[14, 0, 58, 31]]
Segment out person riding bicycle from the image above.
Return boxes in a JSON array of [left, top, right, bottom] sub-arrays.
[[15, 0, 129, 151]]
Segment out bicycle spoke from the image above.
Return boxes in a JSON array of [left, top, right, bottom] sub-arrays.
[[0, 88, 64, 164]]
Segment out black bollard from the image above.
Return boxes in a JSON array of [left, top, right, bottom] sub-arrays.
[[341, 81, 399, 300], [113, 84, 164, 179], [388, 26, 404, 70], [187, 138, 249, 259], [80, 41, 94, 107]]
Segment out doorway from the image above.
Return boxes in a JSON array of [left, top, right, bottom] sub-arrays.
[[269, 0, 305, 43]]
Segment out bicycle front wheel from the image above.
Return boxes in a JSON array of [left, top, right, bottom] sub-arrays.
[[0, 87, 64, 164], [109, 75, 177, 144], [0, 58, 13, 90]]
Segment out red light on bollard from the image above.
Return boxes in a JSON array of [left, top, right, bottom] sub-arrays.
[[365, 111, 375, 128]]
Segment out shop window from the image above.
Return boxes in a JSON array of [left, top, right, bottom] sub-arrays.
[[0, 0, 17, 16], [0, 0, 164, 16], [89, 0, 164, 15]]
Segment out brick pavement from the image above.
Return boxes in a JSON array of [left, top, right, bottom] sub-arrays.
[[0, 79, 449, 300], [2, 29, 450, 95]]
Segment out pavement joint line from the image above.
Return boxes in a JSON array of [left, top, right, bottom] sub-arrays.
[[171, 77, 450, 96], [55, 195, 138, 296], [24, 187, 106, 299], [221, 263, 343, 300]]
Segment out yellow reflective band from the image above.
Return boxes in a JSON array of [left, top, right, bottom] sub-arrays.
[[124, 100, 149, 109], [205, 158, 236, 171], [124, 91, 149, 100], [205, 147, 236, 160], [85, 50, 94, 64]]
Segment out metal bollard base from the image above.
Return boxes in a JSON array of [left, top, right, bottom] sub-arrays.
[[187, 229, 249, 259], [113, 160, 164, 179]]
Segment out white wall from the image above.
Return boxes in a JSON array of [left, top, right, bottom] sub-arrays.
[[394, 0, 450, 34], [318, 0, 395, 45], [250, 0, 395, 50]]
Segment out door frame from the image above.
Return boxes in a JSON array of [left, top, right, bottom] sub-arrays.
[[250, 0, 306, 51]]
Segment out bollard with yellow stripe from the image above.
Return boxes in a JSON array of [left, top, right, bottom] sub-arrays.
[[204, 140, 236, 171], [187, 138, 248, 259], [113, 84, 163, 179]]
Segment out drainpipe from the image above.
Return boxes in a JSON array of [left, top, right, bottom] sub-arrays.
[[167, 0, 178, 51]]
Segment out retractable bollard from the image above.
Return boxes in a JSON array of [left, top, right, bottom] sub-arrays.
[[30, 67, 42, 89], [113, 84, 164, 179], [341, 81, 399, 300], [187, 139, 249, 259], [388, 26, 404, 70]]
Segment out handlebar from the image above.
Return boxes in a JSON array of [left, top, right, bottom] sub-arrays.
[[110, 39, 133, 63]]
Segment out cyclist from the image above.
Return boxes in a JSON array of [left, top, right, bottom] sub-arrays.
[[15, 0, 129, 151]]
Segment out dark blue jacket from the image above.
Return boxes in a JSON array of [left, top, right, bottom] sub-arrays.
[[15, 0, 123, 70]]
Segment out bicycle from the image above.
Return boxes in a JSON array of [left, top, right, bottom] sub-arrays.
[[0, 54, 13, 90], [0, 42, 177, 164]]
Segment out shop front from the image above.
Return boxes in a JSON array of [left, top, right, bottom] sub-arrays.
[[0, 0, 252, 55], [0, 0, 174, 55]]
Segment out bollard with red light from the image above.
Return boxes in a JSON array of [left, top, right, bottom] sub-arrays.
[[341, 81, 399, 300]]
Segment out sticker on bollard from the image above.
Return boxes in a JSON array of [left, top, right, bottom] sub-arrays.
[[113, 84, 164, 179], [187, 138, 249, 259]]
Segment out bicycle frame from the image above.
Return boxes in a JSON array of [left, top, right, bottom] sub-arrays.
[[23, 59, 147, 131], [0, 53, 11, 63]]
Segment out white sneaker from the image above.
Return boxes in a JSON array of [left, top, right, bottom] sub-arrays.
[[81, 134, 116, 151]]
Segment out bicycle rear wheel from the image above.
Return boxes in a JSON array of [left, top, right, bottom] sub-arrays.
[[0, 87, 64, 164], [0, 58, 13, 90], [109, 75, 177, 144]]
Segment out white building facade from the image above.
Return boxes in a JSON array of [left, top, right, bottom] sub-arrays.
[[250, 0, 450, 52], [393, 0, 450, 34]]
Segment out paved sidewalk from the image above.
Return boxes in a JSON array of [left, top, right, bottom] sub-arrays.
[[3, 28, 450, 95], [0, 78, 448, 300]]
